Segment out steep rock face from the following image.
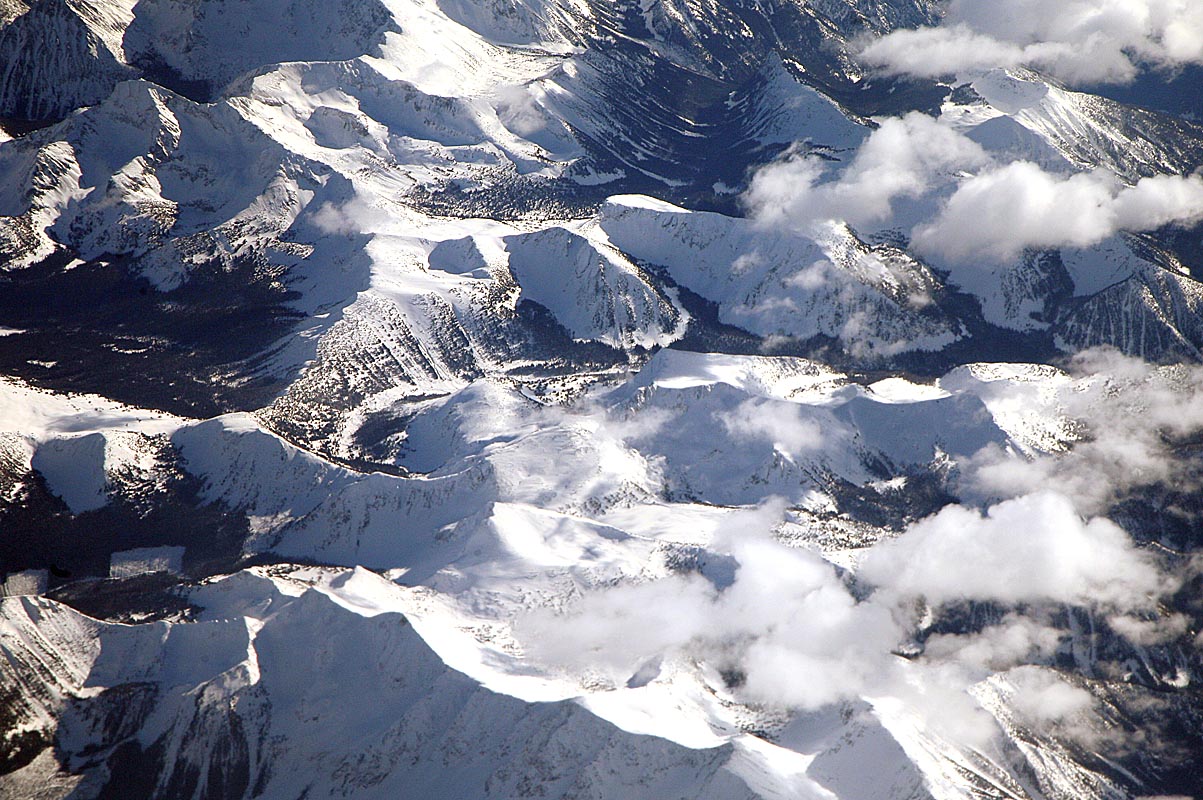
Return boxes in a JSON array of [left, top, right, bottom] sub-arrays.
[[4, 0, 1201, 382], [432, 0, 591, 47], [0, 0, 395, 120], [0, 0, 136, 120], [2, 347, 1201, 799], [254, 222, 684, 462], [718, 53, 868, 154], [172, 415, 502, 567], [1054, 265, 1203, 362], [944, 69, 1203, 182], [8, 352, 1015, 575], [0, 78, 314, 275], [123, 0, 395, 99], [257, 292, 481, 461], [584, 0, 938, 86]]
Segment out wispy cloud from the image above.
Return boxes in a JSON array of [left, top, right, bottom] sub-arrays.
[[962, 348, 1203, 512]]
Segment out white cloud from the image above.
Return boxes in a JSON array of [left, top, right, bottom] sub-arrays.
[[860, 25, 1035, 80], [308, 200, 363, 236], [738, 4, 1203, 290], [1005, 667, 1095, 725], [923, 614, 1064, 671], [515, 352, 1202, 749], [1108, 612, 1191, 645], [713, 535, 902, 709], [859, 492, 1166, 609], [861, 0, 1203, 85], [745, 110, 1203, 268], [912, 163, 1203, 262], [745, 113, 988, 232], [1114, 172, 1203, 229], [782, 259, 838, 291], [518, 573, 717, 675], [519, 486, 1173, 737], [519, 529, 906, 710]]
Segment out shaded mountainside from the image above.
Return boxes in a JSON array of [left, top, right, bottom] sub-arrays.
[[0, 573, 759, 800]]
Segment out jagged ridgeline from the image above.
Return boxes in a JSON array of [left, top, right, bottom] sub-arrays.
[[2, 0, 1203, 799]]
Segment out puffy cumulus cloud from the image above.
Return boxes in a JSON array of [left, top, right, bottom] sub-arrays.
[[714, 536, 901, 709], [742, 150, 823, 228], [520, 490, 1172, 737], [859, 491, 1167, 609], [745, 112, 988, 231], [500, 356, 1203, 778], [859, 26, 1031, 80], [912, 163, 1203, 262], [517, 351, 1203, 741], [1114, 172, 1203, 228], [745, 111, 1203, 268], [860, 0, 1203, 85]]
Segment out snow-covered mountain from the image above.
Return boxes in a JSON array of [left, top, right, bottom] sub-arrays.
[[3, 0, 1203, 798]]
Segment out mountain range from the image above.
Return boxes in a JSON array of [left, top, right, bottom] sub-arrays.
[[2, 1, 1203, 798]]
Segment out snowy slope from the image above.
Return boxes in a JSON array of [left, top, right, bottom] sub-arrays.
[[597, 196, 960, 357], [0, 571, 759, 800], [2, 335, 1197, 800], [943, 68, 1203, 182]]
